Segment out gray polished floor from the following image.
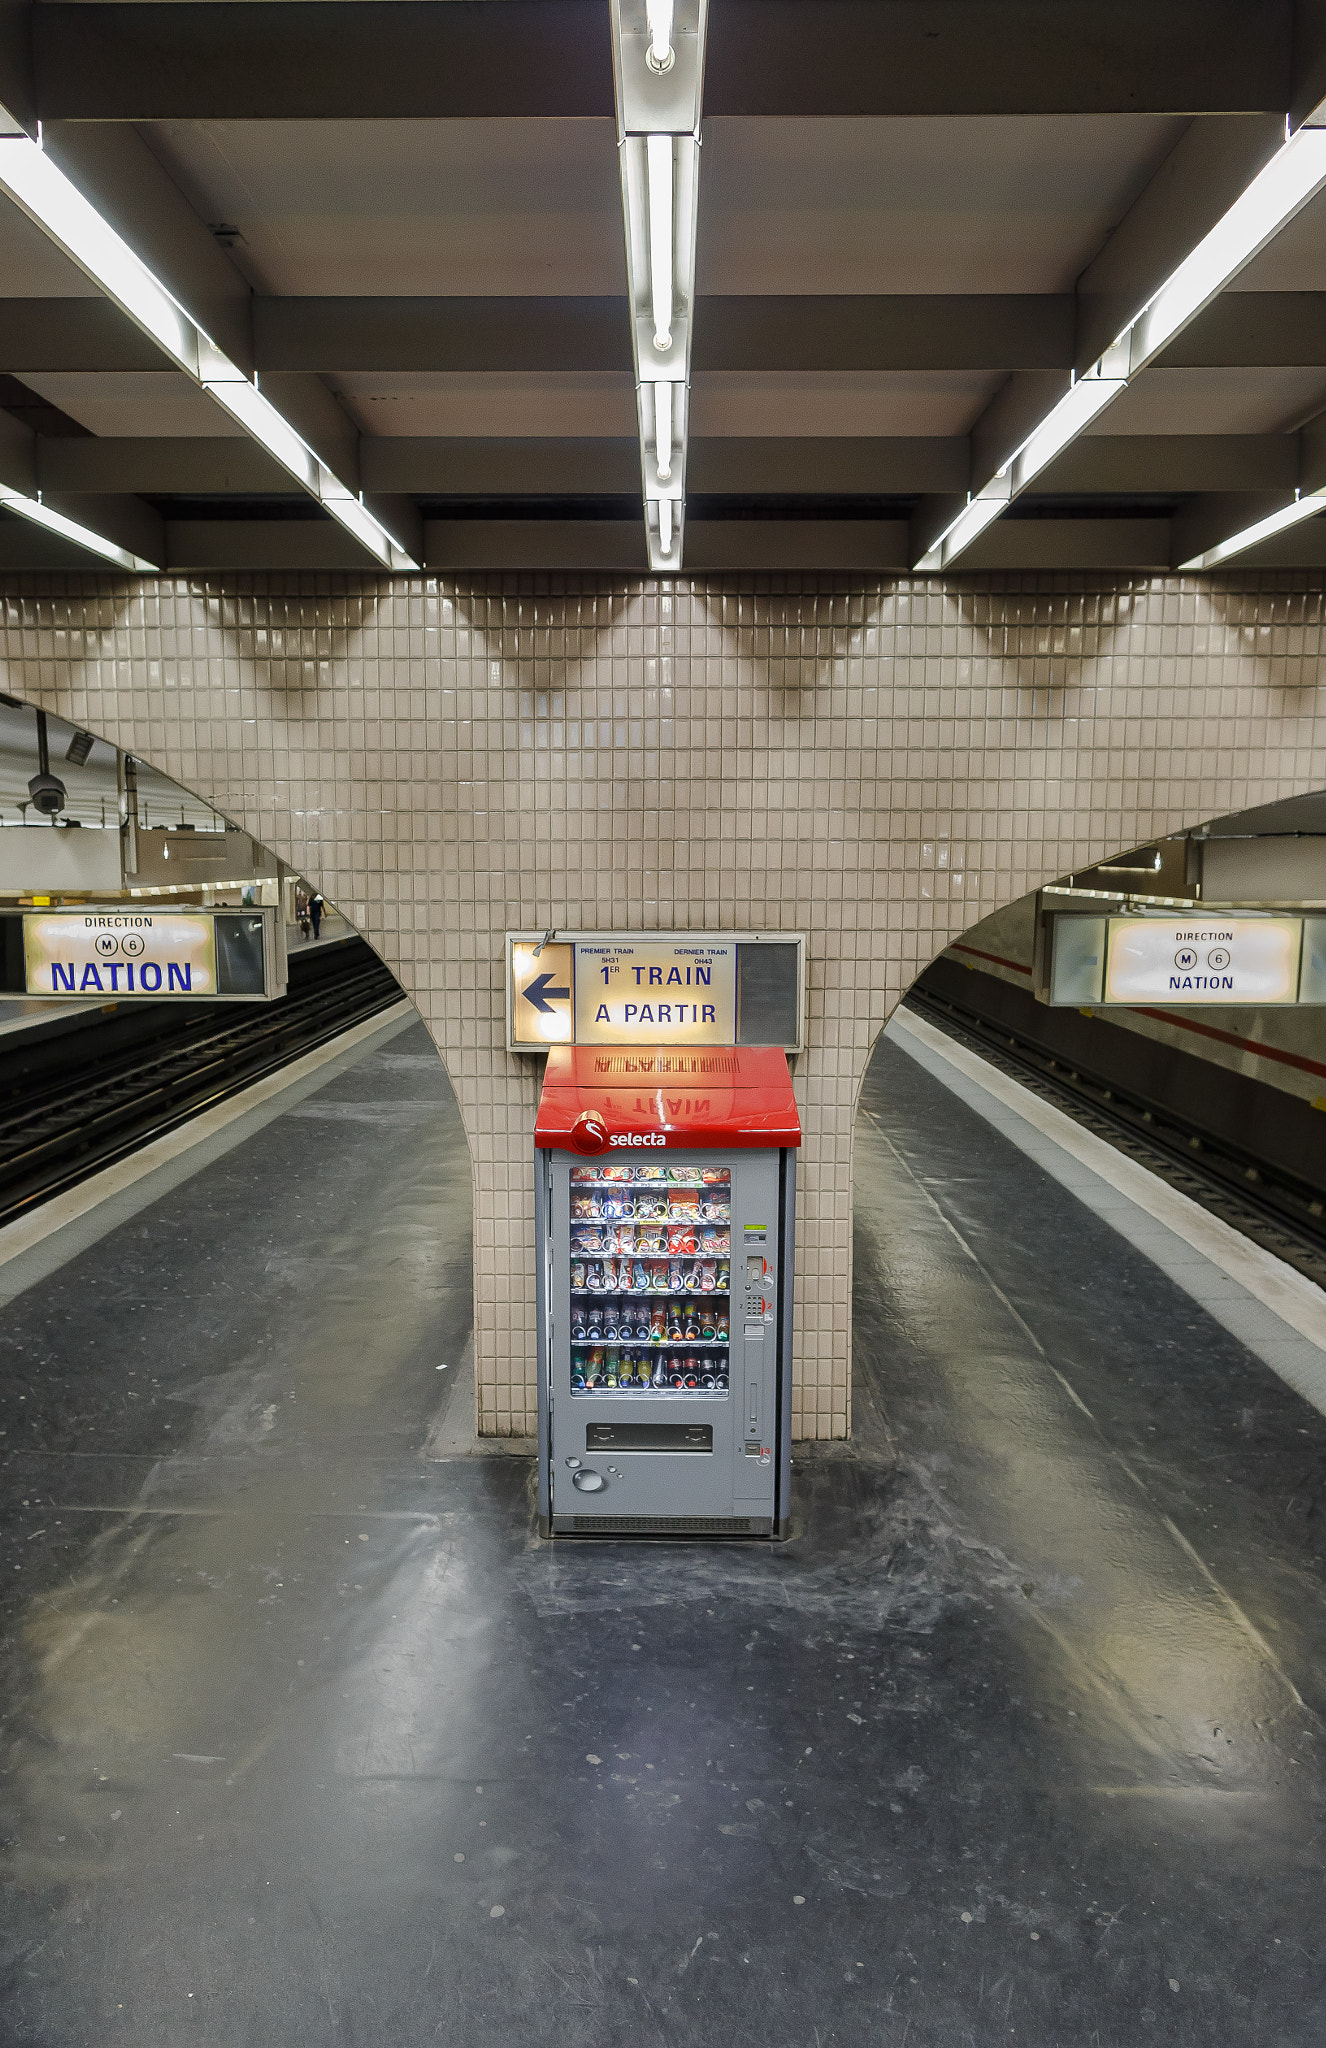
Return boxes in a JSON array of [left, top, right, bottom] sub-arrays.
[[1, 1020, 1323, 2045]]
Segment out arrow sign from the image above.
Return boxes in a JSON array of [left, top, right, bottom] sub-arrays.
[[523, 971, 571, 1013]]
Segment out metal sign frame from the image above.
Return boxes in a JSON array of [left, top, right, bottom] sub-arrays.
[[1042, 908, 1326, 1007], [505, 930, 806, 1054], [12, 904, 287, 1003]]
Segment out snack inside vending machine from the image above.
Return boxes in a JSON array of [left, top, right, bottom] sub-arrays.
[[534, 1047, 801, 1537]]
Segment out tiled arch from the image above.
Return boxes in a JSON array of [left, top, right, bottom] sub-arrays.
[[2, 570, 1324, 1435]]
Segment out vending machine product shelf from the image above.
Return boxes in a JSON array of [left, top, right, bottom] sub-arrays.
[[534, 1046, 800, 1537]]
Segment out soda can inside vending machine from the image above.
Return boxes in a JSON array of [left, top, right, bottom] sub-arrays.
[[534, 1047, 800, 1537]]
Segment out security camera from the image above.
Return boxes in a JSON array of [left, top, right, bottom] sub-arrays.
[[29, 707, 66, 816], [28, 769, 67, 818]]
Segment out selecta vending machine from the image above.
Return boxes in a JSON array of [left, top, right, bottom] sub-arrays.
[[534, 1046, 801, 1538]]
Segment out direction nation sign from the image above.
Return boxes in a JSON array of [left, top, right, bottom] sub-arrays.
[[509, 939, 574, 1047], [24, 909, 218, 998]]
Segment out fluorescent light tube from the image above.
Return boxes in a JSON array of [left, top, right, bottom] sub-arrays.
[[916, 493, 1007, 573], [201, 373, 318, 490], [0, 487, 158, 571], [0, 136, 195, 370], [647, 134, 674, 352], [1180, 491, 1326, 571], [658, 496, 673, 553], [646, 0, 675, 69], [320, 491, 404, 568], [1133, 127, 1326, 364], [1012, 374, 1127, 488], [655, 382, 673, 481]]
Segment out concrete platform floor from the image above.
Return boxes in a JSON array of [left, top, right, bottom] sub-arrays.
[[1, 1018, 1324, 2045]]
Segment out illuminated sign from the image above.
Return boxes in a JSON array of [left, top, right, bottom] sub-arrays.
[[1103, 916, 1302, 1006], [509, 940, 576, 1048], [505, 932, 804, 1052], [24, 909, 218, 998], [575, 939, 736, 1045]]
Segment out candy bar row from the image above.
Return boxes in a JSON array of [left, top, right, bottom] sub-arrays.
[[571, 1223, 729, 1257], [571, 1166, 730, 1188], [572, 1191, 730, 1224], [571, 1256, 729, 1294]]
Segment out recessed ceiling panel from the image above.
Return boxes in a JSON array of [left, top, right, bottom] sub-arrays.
[[17, 372, 248, 438], [330, 372, 637, 437], [689, 371, 1001, 437], [142, 119, 627, 296], [1091, 367, 1326, 437], [697, 115, 1186, 295]]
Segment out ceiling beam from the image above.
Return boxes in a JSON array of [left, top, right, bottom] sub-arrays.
[[29, 2, 615, 123], [13, 292, 1326, 379], [705, 1, 1292, 118], [6, 509, 1325, 575], [258, 294, 1076, 375], [255, 298, 633, 377], [33, 433, 1301, 501], [37, 437, 292, 495], [1040, 435, 1298, 495], [19, 0, 1294, 121], [162, 521, 383, 571]]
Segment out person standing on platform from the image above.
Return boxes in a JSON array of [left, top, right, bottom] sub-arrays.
[[295, 886, 310, 941], [310, 889, 324, 941]]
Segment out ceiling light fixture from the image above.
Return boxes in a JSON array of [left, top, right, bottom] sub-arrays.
[[655, 382, 673, 482], [919, 361, 1128, 571], [645, 0, 675, 71], [612, 0, 707, 571], [1180, 488, 1326, 570], [0, 132, 419, 571], [646, 134, 675, 352], [0, 481, 158, 571], [918, 117, 1326, 572]]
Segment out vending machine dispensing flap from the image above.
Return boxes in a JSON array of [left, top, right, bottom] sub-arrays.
[[533, 1046, 801, 1150]]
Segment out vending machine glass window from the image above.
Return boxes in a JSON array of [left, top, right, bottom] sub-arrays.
[[535, 1048, 800, 1539], [568, 1162, 733, 1398]]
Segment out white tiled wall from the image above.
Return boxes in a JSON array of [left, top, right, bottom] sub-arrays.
[[2, 572, 1324, 1436]]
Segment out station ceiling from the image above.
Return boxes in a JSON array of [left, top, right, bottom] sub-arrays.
[[0, 1, 1325, 574]]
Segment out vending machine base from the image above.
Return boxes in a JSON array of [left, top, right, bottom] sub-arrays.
[[533, 1047, 800, 1541]]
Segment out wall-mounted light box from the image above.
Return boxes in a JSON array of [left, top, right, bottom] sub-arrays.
[[1045, 912, 1326, 1008], [505, 931, 805, 1053]]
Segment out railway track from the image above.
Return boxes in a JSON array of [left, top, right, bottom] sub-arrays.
[[905, 980, 1326, 1295], [0, 938, 404, 1230]]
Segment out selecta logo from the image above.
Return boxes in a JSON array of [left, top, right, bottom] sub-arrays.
[[568, 1112, 667, 1155]]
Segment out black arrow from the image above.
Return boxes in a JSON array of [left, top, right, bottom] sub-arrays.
[[523, 971, 571, 1013]]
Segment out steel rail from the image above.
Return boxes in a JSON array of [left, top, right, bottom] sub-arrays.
[[0, 942, 403, 1229]]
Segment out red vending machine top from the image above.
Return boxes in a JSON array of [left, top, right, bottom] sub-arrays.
[[534, 1046, 802, 1154]]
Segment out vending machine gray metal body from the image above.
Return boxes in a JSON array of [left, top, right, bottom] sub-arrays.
[[533, 1045, 800, 1539]]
